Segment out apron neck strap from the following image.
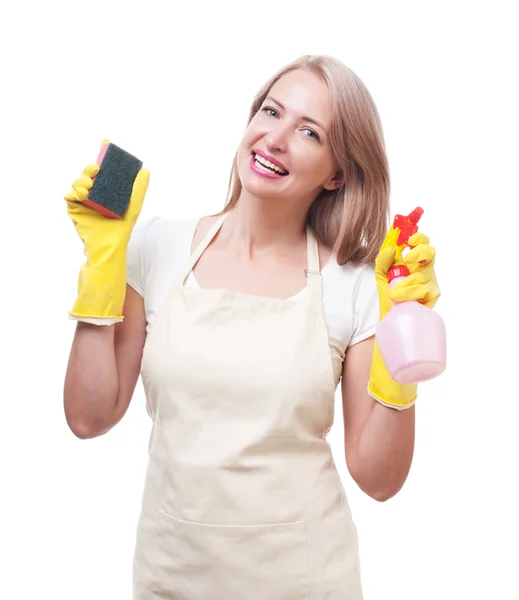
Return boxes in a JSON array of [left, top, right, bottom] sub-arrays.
[[305, 226, 323, 306], [180, 213, 228, 284]]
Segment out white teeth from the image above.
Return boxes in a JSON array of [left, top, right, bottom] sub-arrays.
[[254, 153, 287, 175]]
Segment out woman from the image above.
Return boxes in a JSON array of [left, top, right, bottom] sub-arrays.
[[64, 55, 440, 598]]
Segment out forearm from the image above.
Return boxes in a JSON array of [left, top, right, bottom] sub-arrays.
[[64, 322, 119, 438], [351, 401, 415, 501]]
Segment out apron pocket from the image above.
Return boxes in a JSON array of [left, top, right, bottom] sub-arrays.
[[154, 509, 310, 599]]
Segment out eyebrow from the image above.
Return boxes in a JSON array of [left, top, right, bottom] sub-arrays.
[[265, 96, 327, 133]]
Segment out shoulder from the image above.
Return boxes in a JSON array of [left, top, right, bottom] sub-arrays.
[[129, 214, 200, 255], [317, 237, 375, 291], [134, 214, 200, 240], [322, 255, 376, 298], [126, 215, 202, 295]]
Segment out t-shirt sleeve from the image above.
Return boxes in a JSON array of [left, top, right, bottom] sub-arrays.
[[348, 264, 380, 347], [126, 216, 160, 297]]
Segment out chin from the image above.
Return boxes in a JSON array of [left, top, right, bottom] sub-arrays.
[[240, 174, 267, 198]]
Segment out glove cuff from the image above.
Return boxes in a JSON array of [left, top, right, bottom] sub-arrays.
[[69, 258, 127, 319], [367, 380, 417, 411]]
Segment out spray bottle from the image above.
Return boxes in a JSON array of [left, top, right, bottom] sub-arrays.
[[375, 207, 446, 384]]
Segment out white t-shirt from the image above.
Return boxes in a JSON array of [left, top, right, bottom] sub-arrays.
[[126, 216, 380, 384]]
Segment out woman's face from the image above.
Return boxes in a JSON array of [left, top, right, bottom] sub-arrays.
[[237, 69, 341, 205]]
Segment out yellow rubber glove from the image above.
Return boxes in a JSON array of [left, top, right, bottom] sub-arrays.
[[368, 232, 440, 409], [64, 140, 150, 321]]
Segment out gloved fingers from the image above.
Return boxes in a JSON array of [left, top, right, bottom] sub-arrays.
[[82, 163, 100, 178], [390, 269, 431, 291], [404, 243, 436, 270], [64, 164, 99, 202], [375, 247, 396, 276], [389, 271, 440, 308], [408, 232, 430, 247], [390, 282, 430, 304], [74, 174, 94, 192], [127, 168, 150, 221], [64, 181, 89, 202]]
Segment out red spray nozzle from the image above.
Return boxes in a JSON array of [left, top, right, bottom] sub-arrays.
[[393, 206, 424, 246]]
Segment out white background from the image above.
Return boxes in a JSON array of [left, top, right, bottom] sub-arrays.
[[1, 1, 518, 598]]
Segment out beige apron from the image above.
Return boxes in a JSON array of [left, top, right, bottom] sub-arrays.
[[132, 213, 363, 599]]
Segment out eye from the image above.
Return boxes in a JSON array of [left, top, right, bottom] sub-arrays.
[[303, 128, 320, 142], [262, 107, 278, 118]]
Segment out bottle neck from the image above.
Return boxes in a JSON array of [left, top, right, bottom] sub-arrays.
[[387, 264, 410, 283]]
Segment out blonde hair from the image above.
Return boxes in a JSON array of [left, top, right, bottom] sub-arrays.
[[220, 55, 390, 265]]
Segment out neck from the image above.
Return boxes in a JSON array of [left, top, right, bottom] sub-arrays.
[[223, 190, 310, 256]]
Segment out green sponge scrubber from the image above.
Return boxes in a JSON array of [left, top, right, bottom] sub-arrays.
[[85, 141, 143, 218]]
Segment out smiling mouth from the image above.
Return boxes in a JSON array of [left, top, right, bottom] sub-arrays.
[[251, 152, 289, 176]]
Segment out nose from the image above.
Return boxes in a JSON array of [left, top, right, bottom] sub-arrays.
[[265, 122, 290, 153]]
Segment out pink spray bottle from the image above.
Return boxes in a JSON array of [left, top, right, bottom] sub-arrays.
[[375, 207, 447, 384]]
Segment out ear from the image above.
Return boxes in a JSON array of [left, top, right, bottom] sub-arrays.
[[323, 170, 344, 191]]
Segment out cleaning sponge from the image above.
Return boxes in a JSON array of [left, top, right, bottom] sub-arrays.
[[84, 141, 143, 218]]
